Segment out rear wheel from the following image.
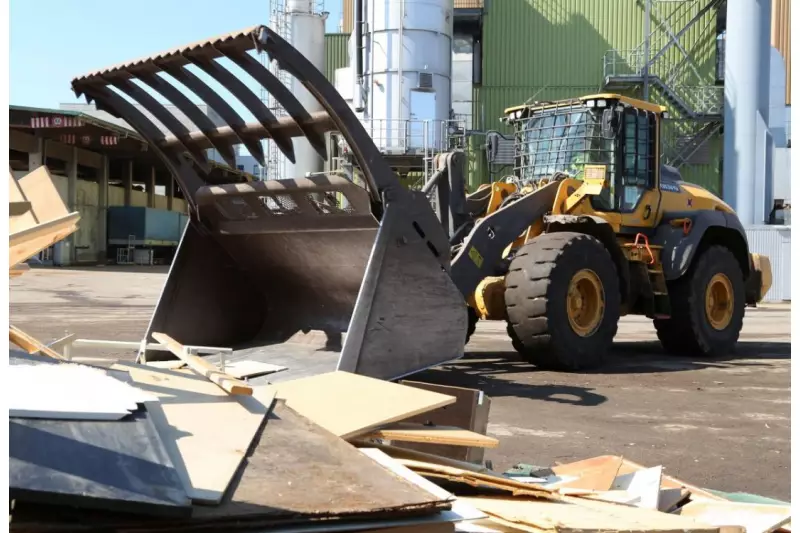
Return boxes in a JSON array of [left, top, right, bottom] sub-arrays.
[[504, 232, 621, 370], [654, 245, 745, 357]]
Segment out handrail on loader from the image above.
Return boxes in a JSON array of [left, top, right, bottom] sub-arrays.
[[71, 25, 467, 381]]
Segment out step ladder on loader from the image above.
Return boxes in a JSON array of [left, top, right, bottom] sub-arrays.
[[70, 26, 467, 382]]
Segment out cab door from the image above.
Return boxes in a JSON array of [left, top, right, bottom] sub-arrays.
[[616, 108, 661, 232]]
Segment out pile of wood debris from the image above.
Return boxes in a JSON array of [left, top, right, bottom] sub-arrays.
[[8, 353, 792, 533], [7, 168, 792, 533]]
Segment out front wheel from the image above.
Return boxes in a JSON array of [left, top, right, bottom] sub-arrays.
[[504, 232, 621, 371], [655, 245, 745, 357]]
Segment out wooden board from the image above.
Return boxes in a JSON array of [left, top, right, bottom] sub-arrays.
[[398, 381, 492, 463], [675, 501, 791, 533], [151, 332, 252, 396], [111, 363, 275, 504], [17, 165, 71, 223], [266, 371, 457, 439], [550, 455, 624, 491], [191, 401, 450, 519], [9, 211, 80, 268], [10, 325, 65, 360], [359, 422, 499, 448], [397, 458, 558, 501], [461, 496, 720, 533]]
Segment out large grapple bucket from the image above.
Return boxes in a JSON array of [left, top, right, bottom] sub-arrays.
[[71, 26, 466, 380]]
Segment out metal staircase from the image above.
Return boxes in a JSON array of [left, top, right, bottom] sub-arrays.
[[601, 0, 724, 168]]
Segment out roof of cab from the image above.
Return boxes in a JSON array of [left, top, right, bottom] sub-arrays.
[[503, 93, 667, 116]]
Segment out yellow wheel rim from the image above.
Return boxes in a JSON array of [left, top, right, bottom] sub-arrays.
[[705, 273, 734, 330], [566, 269, 605, 337]]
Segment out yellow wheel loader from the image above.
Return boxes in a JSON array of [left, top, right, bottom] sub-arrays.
[[442, 94, 773, 370], [72, 27, 771, 380]]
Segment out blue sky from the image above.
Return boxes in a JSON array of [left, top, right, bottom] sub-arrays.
[[9, 0, 344, 109]]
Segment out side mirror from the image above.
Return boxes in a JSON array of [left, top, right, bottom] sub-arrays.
[[601, 108, 619, 139]]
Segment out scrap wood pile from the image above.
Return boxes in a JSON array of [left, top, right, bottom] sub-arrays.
[[9, 165, 80, 359], [8, 346, 792, 533]]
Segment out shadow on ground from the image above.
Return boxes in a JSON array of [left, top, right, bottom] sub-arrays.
[[412, 340, 790, 408]]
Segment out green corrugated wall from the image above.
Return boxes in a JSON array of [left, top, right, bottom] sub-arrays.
[[321, 0, 722, 193], [473, 0, 722, 193], [324, 33, 350, 82]]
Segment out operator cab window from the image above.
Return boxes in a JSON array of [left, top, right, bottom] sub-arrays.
[[620, 111, 655, 212]]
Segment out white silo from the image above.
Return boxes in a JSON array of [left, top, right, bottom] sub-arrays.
[[266, 0, 327, 179], [355, 0, 454, 154]]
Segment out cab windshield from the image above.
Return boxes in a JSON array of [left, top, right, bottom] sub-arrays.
[[514, 107, 616, 185]]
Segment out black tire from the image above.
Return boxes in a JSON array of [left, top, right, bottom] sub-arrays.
[[504, 232, 621, 370], [654, 245, 745, 357], [466, 306, 479, 344]]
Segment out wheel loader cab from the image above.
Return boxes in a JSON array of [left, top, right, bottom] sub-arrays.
[[504, 94, 667, 233]]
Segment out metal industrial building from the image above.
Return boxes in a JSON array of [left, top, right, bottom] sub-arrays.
[[9, 105, 253, 265], [324, 0, 791, 300]]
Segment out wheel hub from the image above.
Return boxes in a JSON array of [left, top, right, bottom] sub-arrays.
[[566, 269, 605, 337], [705, 273, 734, 330]]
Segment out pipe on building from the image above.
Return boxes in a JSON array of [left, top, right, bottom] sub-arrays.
[[722, 0, 771, 226]]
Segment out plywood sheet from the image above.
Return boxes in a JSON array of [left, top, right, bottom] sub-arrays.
[[551, 455, 624, 491], [267, 371, 457, 439], [17, 165, 70, 223], [461, 496, 720, 533], [360, 423, 499, 448], [675, 501, 791, 533], [111, 363, 275, 504]]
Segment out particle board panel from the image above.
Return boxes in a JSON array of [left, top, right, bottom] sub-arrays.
[[192, 401, 451, 520], [460, 496, 721, 533], [359, 423, 499, 448], [17, 166, 71, 222], [266, 371, 457, 439], [674, 501, 791, 533], [111, 363, 275, 505]]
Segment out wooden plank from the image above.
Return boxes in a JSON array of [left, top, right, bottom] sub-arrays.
[[674, 501, 791, 533], [550, 455, 624, 491], [396, 458, 558, 501], [396, 381, 492, 463], [9, 211, 80, 268], [17, 166, 71, 223], [151, 332, 252, 396], [461, 496, 721, 533], [111, 363, 275, 504], [9, 263, 30, 278], [358, 422, 499, 448], [10, 325, 65, 360], [266, 371, 457, 439]]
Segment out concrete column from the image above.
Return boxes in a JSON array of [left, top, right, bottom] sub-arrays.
[[147, 166, 156, 208], [167, 177, 174, 211], [67, 147, 79, 264], [28, 137, 44, 170], [123, 160, 134, 206], [97, 156, 109, 264]]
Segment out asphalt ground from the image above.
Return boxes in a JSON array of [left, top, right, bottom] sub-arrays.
[[10, 265, 791, 500]]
